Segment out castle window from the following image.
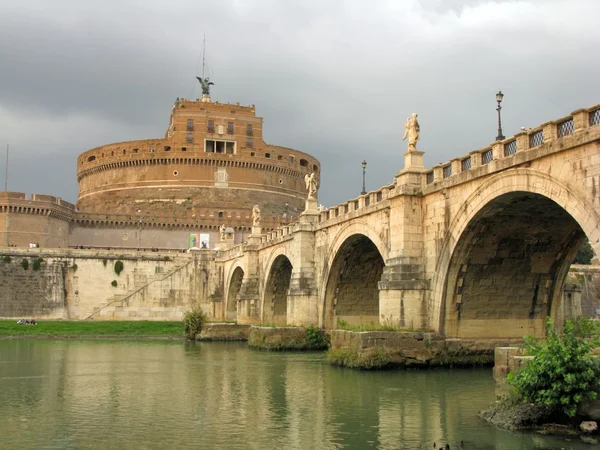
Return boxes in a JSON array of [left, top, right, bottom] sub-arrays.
[[205, 140, 215, 153], [218, 211, 223, 219], [111, 151, 114, 156], [246, 124, 253, 136], [133, 148, 139, 153], [227, 122, 234, 134], [215, 141, 225, 153], [187, 119, 194, 131], [123, 149, 126, 155], [289, 155, 295, 164], [300, 159, 308, 167], [87, 155, 96, 162], [265, 153, 271, 159], [164, 146, 171, 151], [246, 138, 253, 148], [187, 134, 193, 143], [250, 152, 255, 157], [205, 139, 235, 154], [313, 164, 318, 172], [226, 142, 234, 154], [207, 120, 215, 133], [149, 148, 155, 153], [181, 147, 187, 152], [277, 155, 283, 160]]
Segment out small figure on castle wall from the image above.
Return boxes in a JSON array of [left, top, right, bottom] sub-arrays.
[[196, 77, 214, 96], [402, 113, 420, 152], [220, 224, 226, 241], [252, 205, 261, 226], [305, 172, 318, 199]]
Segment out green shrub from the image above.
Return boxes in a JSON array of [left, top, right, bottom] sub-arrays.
[[1, 255, 11, 263], [163, 256, 170, 261], [114, 260, 124, 276], [71, 263, 78, 271], [573, 239, 594, 264], [183, 306, 207, 340], [32, 257, 44, 271], [21, 259, 29, 270], [508, 317, 600, 417], [305, 325, 329, 349], [111, 280, 118, 287]]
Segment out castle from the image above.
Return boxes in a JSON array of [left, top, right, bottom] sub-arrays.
[[0, 88, 320, 250]]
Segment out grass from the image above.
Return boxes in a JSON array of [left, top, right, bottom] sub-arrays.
[[335, 319, 431, 333], [0, 320, 184, 338]]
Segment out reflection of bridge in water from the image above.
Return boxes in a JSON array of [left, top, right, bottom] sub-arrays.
[[219, 104, 600, 339]]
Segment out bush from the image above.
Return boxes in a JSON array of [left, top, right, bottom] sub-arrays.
[[32, 257, 44, 271], [183, 306, 207, 340], [508, 317, 600, 417], [305, 325, 330, 349], [114, 260, 124, 276], [71, 263, 78, 271], [573, 239, 594, 265], [21, 259, 29, 270], [111, 280, 118, 287], [1, 255, 11, 263]]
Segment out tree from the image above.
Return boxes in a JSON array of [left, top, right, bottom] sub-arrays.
[[573, 239, 594, 265]]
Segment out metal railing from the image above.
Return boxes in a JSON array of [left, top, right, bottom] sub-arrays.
[[557, 118, 574, 137], [529, 130, 544, 148], [482, 149, 493, 165], [461, 157, 471, 172], [503, 140, 517, 157], [590, 108, 600, 127]]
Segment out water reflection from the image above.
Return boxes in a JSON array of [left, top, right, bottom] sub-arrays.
[[0, 340, 590, 449]]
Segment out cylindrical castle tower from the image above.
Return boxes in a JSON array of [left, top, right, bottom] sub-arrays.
[[76, 98, 320, 230]]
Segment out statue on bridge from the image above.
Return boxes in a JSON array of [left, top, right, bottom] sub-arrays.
[[220, 224, 226, 241], [252, 205, 261, 226], [402, 113, 420, 152], [196, 76, 214, 96], [304, 172, 318, 200]]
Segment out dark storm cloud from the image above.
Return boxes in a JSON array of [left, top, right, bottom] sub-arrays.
[[0, 0, 599, 206]]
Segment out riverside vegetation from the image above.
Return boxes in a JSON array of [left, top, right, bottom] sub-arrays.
[[0, 320, 184, 337], [481, 317, 600, 434], [248, 325, 330, 350]]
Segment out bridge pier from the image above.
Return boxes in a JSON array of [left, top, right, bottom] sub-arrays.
[[236, 240, 262, 325]]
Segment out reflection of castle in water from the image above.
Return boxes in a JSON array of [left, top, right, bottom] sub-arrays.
[[0, 83, 320, 250]]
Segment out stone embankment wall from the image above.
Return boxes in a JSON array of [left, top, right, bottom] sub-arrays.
[[0, 248, 220, 321]]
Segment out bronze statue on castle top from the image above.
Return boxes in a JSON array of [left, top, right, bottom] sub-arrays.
[[196, 77, 214, 96]]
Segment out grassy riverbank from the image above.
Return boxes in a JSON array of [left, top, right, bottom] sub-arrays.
[[0, 320, 184, 338]]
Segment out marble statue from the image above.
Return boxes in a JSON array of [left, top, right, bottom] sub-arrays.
[[220, 224, 226, 241], [402, 113, 420, 152], [304, 172, 318, 199], [252, 205, 261, 226]]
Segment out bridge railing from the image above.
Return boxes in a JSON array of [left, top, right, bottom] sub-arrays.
[[423, 103, 600, 185], [317, 184, 395, 225]]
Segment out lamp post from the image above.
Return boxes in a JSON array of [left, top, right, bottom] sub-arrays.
[[496, 91, 505, 141], [361, 160, 367, 195]]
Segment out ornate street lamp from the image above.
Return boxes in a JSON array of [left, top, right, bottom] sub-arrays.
[[361, 160, 367, 195], [496, 91, 505, 141]]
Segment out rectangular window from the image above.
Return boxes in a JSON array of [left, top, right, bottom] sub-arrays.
[[181, 147, 187, 152], [289, 155, 295, 164], [226, 142, 235, 154], [149, 148, 155, 153], [205, 140, 215, 153], [186, 134, 193, 143], [246, 138, 253, 148], [133, 148, 139, 154], [187, 119, 194, 131], [207, 120, 215, 133], [205, 139, 235, 154], [227, 122, 234, 134], [215, 141, 225, 153], [246, 124, 253, 136]]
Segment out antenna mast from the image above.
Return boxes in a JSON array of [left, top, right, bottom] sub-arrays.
[[201, 34, 206, 78]]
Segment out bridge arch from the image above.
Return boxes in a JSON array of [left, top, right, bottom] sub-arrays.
[[262, 249, 293, 326], [322, 230, 386, 329], [432, 168, 599, 338], [225, 262, 244, 321]]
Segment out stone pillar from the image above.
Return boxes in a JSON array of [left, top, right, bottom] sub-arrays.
[[395, 151, 426, 186], [515, 131, 528, 152], [236, 246, 261, 324], [287, 211, 319, 326], [572, 108, 588, 131], [542, 121, 556, 143]]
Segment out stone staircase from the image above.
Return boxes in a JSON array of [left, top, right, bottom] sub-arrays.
[[85, 259, 194, 320]]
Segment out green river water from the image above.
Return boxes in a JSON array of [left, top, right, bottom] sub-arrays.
[[0, 340, 592, 449]]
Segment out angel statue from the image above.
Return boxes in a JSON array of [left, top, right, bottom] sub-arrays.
[[402, 113, 420, 152], [196, 76, 214, 96], [304, 172, 318, 199], [220, 224, 226, 241], [252, 205, 261, 226]]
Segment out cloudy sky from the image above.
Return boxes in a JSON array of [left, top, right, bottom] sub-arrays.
[[0, 0, 599, 207]]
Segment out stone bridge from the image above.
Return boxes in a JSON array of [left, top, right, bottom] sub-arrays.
[[217, 104, 600, 339]]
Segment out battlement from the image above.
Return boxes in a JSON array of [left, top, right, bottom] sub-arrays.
[[176, 98, 256, 116], [0, 192, 76, 213]]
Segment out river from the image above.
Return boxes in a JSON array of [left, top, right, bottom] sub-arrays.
[[0, 340, 590, 449]]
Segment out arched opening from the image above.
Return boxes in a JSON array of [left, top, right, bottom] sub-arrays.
[[442, 192, 586, 339], [226, 267, 244, 321], [263, 255, 293, 326], [323, 234, 385, 329]]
